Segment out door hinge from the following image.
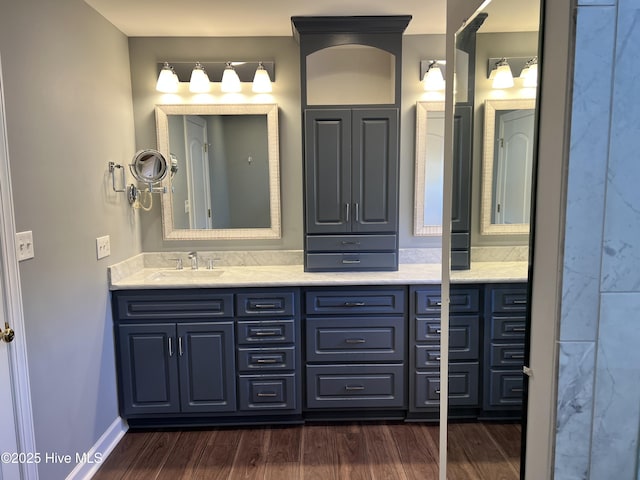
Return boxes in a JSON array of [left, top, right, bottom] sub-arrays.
[[204, 143, 208, 153]]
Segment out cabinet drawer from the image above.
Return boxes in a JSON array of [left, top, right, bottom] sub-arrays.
[[306, 317, 404, 362], [306, 364, 405, 409], [487, 370, 524, 408], [305, 252, 397, 272], [489, 343, 526, 368], [489, 286, 528, 313], [414, 315, 479, 359], [237, 346, 296, 372], [236, 291, 296, 317], [238, 374, 297, 411], [306, 288, 404, 315], [115, 291, 233, 320], [489, 316, 526, 341], [236, 320, 295, 345], [306, 234, 397, 252], [414, 362, 479, 408], [414, 287, 479, 314]]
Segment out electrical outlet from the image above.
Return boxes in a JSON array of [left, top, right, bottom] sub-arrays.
[[96, 235, 111, 260], [16, 231, 35, 261]]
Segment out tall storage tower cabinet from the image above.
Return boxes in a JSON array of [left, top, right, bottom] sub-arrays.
[[291, 16, 411, 271]]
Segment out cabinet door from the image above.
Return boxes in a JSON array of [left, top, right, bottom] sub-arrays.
[[351, 109, 399, 233], [117, 324, 180, 416], [451, 104, 472, 234], [177, 322, 236, 413], [304, 109, 351, 234]]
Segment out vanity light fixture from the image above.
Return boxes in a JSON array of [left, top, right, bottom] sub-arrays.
[[156, 61, 275, 94], [520, 57, 538, 87], [252, 61, 273, 93], [421, 60, 446, 91], [189, 62, 211, 93], [156, 62, 179, 93], [221, 62, 241, 93], [491, 58, 514, 89]]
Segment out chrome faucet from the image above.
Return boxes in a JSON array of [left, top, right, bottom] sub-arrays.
[[188, 251, 198, 270]]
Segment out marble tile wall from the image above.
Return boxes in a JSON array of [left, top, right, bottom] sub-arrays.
[[555, 1, 640, 478]]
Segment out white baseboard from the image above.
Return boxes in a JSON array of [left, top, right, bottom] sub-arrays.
[[65, 417, 128, 480]]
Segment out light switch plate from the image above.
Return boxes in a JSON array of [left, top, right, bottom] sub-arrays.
[[96, 235, 111, 260], [16, 231, 35, 261]]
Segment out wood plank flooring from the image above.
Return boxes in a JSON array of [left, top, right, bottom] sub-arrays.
[[93, 422, 520, 480]]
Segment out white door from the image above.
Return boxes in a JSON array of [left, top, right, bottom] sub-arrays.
[[184, 116, 212, 229], [0, 311, 20, 480], [494, 108, 535, 224]]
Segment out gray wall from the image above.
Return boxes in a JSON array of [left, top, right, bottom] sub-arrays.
[[0, 0, 139, 478], [555, 0, 640, 478], [128, 34, 447, 252]]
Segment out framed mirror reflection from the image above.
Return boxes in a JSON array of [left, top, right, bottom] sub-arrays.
[[155, 103, 281, 240], [481, 98, 535, 235]]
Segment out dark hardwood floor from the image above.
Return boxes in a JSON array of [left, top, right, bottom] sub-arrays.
[[93, 422, 520, 480]]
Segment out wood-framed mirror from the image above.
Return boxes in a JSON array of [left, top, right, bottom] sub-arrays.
[[155, 103, 281, 240]]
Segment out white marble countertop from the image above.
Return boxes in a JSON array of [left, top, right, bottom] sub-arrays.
[[108, 261, 528, 290]]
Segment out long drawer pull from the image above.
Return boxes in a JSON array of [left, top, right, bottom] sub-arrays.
[[435, 389, 441, 395], [253, 330, 279, 336], [434, 328, 442, 334], [256, 358, 279, 364], [254, 303, 278, 309], [508, 353, 525, 360], [511, 388, 524, 393], [341, 240, 361, 246], [435, 356, 441, 361], [512, 299, 528, 305], [257, 392, 278, 398], [345, 338, 366, 344], [168, 337, 174, 357], [341, 259, 361, 264], [344, 301, 366, 307], [511, 327, 526, 333], [345, 385, 365, 391]]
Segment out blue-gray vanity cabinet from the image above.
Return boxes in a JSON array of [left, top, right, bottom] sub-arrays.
[[234, 288, 301, 415], [112, 288, 301, 426], [409, 285, 481, 416], [483, 284, 527, 416], [116, 321, 236, 417], [304, 287, 406, 413]]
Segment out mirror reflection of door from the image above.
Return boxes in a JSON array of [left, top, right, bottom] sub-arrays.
[[185, 115, 213, 229], [493, 109, 534, 224]]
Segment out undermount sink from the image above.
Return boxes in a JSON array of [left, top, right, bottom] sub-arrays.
[[147, 269, 225, 281]]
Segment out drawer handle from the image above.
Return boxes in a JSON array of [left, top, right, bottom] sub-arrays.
[[168, 337, 174, 357], [253, 330, 279, 337], [512, 299, 528, 305], [256, 358, 279, 364], [435, 389, 440, 395], [508, 353, 525, 360], [257, 392, 278, 398], [345, 338, 366, 344], [511, 327, 526, 333], [344, 301, 366, 307], [434, 328, 442, 334], [511, 388, 524, 393], [345, 385, 365, 391], [434, 356, 441, 361], [254, 303, 278, 309], [342, 259, 361, 264], [428, 300, 442, 307], [341, 240, 361, 246]]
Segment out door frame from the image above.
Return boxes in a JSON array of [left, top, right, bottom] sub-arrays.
[[0, 53, 38, 480]]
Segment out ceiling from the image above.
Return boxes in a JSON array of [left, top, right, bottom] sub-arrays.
[[83, 0, 540, 37]]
